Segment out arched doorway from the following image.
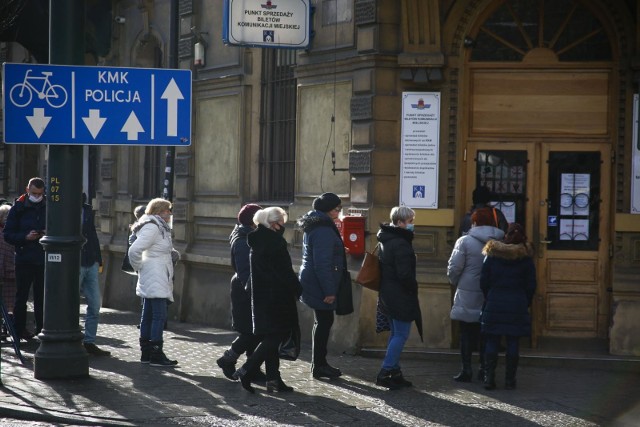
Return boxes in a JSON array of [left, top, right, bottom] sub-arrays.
[[461, 0, 617, 345]]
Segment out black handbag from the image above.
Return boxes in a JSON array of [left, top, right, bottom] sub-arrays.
[[335, 268, 354, 315], [121, 233, 136, 275], [279, 324, 301, 361]]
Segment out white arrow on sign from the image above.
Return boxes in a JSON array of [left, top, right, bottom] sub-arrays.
[[82, 109, 107, 139], [26, 108, 52, 138], [121, 111, 145, 141], [160, 78, 184, 137]]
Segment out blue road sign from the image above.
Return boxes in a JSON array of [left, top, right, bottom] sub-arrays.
[[2, 63, 191, 146]]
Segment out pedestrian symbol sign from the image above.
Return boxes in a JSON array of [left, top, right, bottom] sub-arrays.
[[2, 63, 192, 146]]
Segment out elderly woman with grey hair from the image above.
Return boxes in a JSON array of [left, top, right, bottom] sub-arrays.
[[375, 206, 423, 390]]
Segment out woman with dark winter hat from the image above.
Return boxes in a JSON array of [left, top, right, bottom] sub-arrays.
[[375, 206, 423, 390], [447, 207, 504, 383], [233, 207, 301, 393], [216, 203, 266, 381], [480, 223, 536, 390], [298, 192, 346, 379]]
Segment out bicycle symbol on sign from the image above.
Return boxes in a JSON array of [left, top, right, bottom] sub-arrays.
[[9, 69, 68, 108]]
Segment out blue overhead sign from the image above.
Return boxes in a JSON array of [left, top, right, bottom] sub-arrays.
[[2, 63, 192, 146]]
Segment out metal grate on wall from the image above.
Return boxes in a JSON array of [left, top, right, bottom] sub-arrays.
[[259, 49, 297, 202]]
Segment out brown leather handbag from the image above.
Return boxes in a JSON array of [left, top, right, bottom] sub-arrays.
[[356, 243, 381, 291]]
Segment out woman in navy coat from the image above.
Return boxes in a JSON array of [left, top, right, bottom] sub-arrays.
[[480, 223, 536, 390]]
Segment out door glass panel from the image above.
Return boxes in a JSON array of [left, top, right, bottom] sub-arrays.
[[546, 152, 600, 250], [475, 150, 527, 226]]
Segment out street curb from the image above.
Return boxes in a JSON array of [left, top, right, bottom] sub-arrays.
[[359, 348, 640, 372]]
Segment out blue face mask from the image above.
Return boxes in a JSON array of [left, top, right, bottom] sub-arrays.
[[406, 223, 415, 232]]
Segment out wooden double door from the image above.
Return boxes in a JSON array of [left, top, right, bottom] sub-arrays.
[[466, 142, 611, 343]]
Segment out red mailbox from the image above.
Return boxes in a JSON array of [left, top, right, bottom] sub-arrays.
[[341, 216, 366, 256]]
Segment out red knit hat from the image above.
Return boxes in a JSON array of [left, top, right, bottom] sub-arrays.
[[237, 204, 262, 227], [471, 207, 496, 227]]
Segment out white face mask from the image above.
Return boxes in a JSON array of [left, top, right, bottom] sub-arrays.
[[28, 194, 43, 203]]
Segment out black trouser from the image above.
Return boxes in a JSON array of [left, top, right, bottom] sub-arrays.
[[242, 331, 286, 381], [312, 309, 334, 367], [13, 264, 45, 335], [459, 321, 482, 353], [231, 332, 261, 356]]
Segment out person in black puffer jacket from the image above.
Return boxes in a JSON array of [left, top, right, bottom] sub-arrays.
[[480, 223, 536, 391], [375, 206, 423, 390], [216, 203, 267, 382], [233, 207, 301, 393]]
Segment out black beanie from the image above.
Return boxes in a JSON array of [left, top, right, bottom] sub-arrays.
[[312, 192, 341, 213], [472, 186, 491, 205]]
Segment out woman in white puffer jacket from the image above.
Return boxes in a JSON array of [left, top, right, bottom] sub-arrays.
[[128, 198, 180, 367]]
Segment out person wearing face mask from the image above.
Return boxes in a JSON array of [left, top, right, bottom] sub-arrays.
[[3, 177, 47, 340], [128, 198, 180, 367], [375, 206, 423, 390], [233, 207, 301, 393], [297, 192, 347, 380]]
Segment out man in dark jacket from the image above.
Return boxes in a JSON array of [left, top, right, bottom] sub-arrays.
[[80, 193, 110, 356], [3, 177, 46, 339], [460, 186, 509, 235]]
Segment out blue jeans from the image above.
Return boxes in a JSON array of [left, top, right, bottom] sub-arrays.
[[382, 318, 412, 370], [140, 298, 168, 342], [80, 262, 101, 344]]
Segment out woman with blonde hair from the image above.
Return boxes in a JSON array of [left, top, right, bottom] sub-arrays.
[[233, 206, 301, 393], [129, 198, 180, 367], [375, 206, 423, 390]]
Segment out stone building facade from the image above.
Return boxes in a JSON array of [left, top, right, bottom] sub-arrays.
[[1, 0, 639, 355]]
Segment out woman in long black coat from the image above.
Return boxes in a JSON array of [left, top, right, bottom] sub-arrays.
[[233, 207, 301, 393], [216, 204, 264, 380], [480, 223, 536, 390]]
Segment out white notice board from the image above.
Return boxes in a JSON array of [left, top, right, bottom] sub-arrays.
[[400, 92, 440, 209]]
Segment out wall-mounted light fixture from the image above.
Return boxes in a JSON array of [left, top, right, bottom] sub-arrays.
[[191, 27, 209, 68]]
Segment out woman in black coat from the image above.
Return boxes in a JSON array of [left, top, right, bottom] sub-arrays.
[[216, 204, 265, 380], [233, 207, 301, 393], [376, 206, 423, 390], [480, 223, 536, 390]]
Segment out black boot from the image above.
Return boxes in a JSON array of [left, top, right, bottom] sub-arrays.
[[453, 334, 473, 382], [477, 342, 486, 381], [139, 338, 151, 364], [312, 364, 341, 379], [390, 369, 413, 388], [217, 349, 240, 380], [266, 376, 294, 393], [149, 341, 178, 367], [376, 369, 402, 390], [505, 354, 519, 390], [233, 367, 255, 394], [483, 353, 498, 390]]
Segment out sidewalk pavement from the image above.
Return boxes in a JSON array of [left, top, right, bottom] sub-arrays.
[[1, 307, 640, 427]]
